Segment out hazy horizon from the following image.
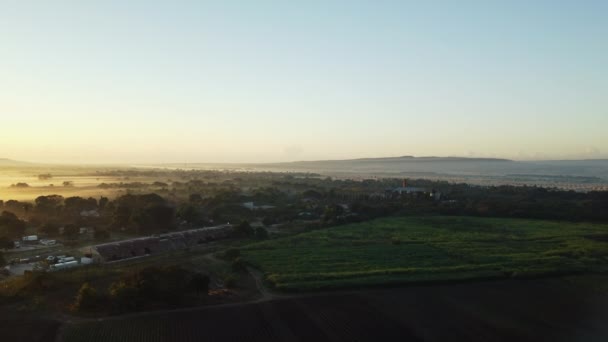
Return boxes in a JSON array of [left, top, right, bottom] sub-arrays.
[[3, 154, 608, 168], [2, 1, 607, 164]]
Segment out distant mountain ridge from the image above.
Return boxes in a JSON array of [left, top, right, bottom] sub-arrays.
[[281, 156, 512, 165], [0, 158, 33, 166], [168, 156, 606, 180]]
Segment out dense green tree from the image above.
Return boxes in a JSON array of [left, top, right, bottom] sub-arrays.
[[0, 211, 26, 238], [108, 266, 199, 312], [72, 282, 100, 312], [94, 229, 110, 240], [34, 195, 64, 214], [190, 273, 210, 295], [98, 196, 109, 210], [64, 196, 97, 214], [176, 204, 201, 224], [111, 194, 173, 233], [189, 194, 203, 203], [63, 224, 79, 239], [38, 222, 59, 236], [302, 189, 323, 200], [235, 221, 254, 237], [108, 281, 139, 311], [254, 226, 269, 239], [130, 204, 174, 233], [153, 181, 168, 188], [223, 248, 241, 260], [0, 236, 14, 249], [3, 200, 29, 217], [231, 257, 247, 272]]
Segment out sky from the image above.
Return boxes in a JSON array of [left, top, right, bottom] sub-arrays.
[[1, 1, 607, 164]]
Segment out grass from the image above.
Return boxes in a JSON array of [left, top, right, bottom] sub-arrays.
[[241, 216, 608, 290]]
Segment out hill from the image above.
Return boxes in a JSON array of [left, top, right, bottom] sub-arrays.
[[0, 158, 33, 166], [158, 156, 608, 182]]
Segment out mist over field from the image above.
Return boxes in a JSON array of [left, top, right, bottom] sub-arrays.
[[158, 156, 608, 191], [2, 156, 608, 202]]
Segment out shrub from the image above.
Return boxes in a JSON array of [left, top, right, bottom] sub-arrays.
[[223, 274, 238, 288], [223, 248, 241, 260], [39, 223, 59, 236], [72, 282, 100, 312], [109, 281, 140, 312], [232, 257, 247, 272], [255, 227, 269, 239], [94, 229, 110, 240], [236, 221, 254, 237], [190, 273, 210, 295]]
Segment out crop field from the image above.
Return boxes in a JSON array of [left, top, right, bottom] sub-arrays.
[[0, 315, 60, 342], [59, 275, 608, 342], [241, 216, 608, 290]]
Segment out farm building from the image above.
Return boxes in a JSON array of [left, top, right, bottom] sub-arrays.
[[88, 225, 233, 263], [390, 179, 427, 195]]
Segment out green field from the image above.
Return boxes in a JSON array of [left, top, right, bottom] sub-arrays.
[[242, 216, 608, 290]]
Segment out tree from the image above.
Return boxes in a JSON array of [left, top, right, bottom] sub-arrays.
[[34, 195, 64, 214], [176, 204, 200, 224], [94, 229, 110, 240], [254, 226, 269, 239], [223, 274, 237, 288], [63, 224, 79, 240], [130, 204, 174, 234], [302, 189, 323, 200], [262, 216, 276, 226], [0, 236, 14, 249], [39, 223, 59, 236], [111, 194, 173, 233], [0, 211, 26, 238], [235, 221, 254, 237], [190, 273, 210, 295], [64, 196, 97, 214], [224, 248, 241, 260], [98, 197, 109, 210], [72, 282, 99, 312], [189, 194, 203, 203], [3, 200, 28, 216], [322, 204, 345, 223], [108, 281, 139, 311], [38, 174, 52, 180], [231, 257, 247, 272], [153, 181, 168, 188]]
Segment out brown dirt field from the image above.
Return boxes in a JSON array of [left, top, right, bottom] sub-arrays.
[[59, 274, 608, 342], [0, 315, 60, 342]]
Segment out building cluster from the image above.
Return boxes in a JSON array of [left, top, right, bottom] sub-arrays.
[[386, 179, 442, 200], [89, 225, 233, 263]]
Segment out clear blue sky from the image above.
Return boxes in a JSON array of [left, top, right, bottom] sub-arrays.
[[1, 1, 607, 163]]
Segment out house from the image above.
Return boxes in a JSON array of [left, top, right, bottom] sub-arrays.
[[242, 202, 276, 210], [80, 209, 100, 218], [392, 186, 427, 195], [389, 179, 426, 195]]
